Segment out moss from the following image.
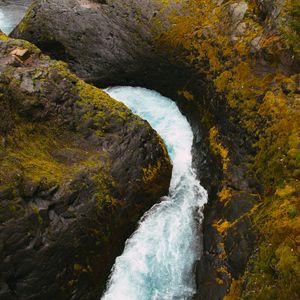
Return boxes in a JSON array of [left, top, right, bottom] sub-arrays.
[[209, 127, 229, 171], [281, 0, 300, 59], [143, 160, 162, 184], [158, 136, 170, 161], [178, 89, 194, 101], [218, 186, 233, 205], [0, 120, 107, 191], [73, 263, 91, 273], [0, 31, 9, 41], [223, 279, 242, 300], [31, 206, 43, 225], [213, 219, 231, 235], [17, 1, 36, 34], [160, 0, 300, 297]]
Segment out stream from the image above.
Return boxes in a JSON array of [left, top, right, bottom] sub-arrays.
[[102, 87, 208, 300]]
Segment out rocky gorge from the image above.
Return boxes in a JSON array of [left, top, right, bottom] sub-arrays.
[[0, 0, 299, 299]]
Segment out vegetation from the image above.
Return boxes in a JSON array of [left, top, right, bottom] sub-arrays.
[[160, 0, 300, 298]]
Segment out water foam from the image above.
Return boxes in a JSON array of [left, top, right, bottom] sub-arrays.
[[102, 87, 207, 300]]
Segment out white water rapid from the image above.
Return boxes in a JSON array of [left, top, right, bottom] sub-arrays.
[[102, 87, 208, 300]]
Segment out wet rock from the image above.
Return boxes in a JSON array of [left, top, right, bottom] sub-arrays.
[[225, 192, 258, 222], [195, 255, 229, 300], [224, 217, 256, 277]]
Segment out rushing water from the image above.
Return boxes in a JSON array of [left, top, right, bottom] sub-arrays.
[[0, 1, 31, 35], [102, 87, 207, 300]]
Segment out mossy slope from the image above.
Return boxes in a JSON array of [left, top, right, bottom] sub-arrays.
[[0, 32, 171, 299]]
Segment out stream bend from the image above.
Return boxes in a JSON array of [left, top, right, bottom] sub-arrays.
[[102, 87, 208, 300]]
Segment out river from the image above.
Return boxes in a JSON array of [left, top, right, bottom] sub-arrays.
[[102, 87, 207, 300]]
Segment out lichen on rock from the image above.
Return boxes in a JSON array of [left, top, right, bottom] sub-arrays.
[[0, 31, 171, 299]]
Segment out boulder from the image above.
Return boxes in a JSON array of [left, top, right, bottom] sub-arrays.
[[0, 32, 172, 299], [12, 0, 183, 87]]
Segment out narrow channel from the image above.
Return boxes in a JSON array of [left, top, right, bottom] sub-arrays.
[[102, 87, 208, 300]]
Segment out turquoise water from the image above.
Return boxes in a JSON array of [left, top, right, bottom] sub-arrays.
[[0, 1, 30, 35], [102, 87, 207, 300]]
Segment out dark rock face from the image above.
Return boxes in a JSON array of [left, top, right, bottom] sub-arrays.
[[12, 0, 182, 88], [0, 34, 171, 300]]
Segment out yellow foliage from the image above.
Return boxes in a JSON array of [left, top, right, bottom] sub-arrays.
[[178, 89, 194, 101], [0, 31, 9, 40], [218, 187, 232, 204], [209, 127, 229, 171], [214, 219, 230, 235], [224, 279, 242, 300], [275, 185, 296, 197], [214, 71, 232, 92]]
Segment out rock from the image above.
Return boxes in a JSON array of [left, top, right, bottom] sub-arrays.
[[3, 0, 282, 297], [10, 47, 30, 61], [0, 34, 172, 300], [229, 2, 248, 24], [12, 0, 183, 87], [0, 187, 14, 200], [256, 0, 285, 22], [224, 217, 257, 277], [19, 177, 40, 199], [195, 255, 229, 300]]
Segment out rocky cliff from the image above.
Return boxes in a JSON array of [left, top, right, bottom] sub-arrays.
[[0, 31, 171, 299], [9, 0, 300, 299]]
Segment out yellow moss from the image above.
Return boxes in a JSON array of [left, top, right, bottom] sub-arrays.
[[216, 242, 227, 260], [0, 122, 102, 187], [158, 136, 169, 161], [0, 31, 9, 40], [216, 266, 230, 276], [209, 127, 229, 171], [73, 263, 92, 273], [218, 186, 232, 204], [143, 161, 162, 184], [275, 184, 296, 197], [214, 71, 232, 92], [178, 89, 194, 101], [160, 0, 300, 297], [224, 279, 242, 300], [213, 219, 230, 235]]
